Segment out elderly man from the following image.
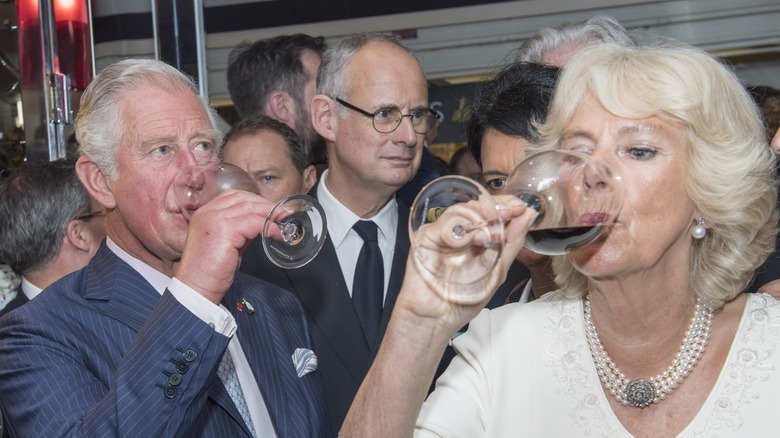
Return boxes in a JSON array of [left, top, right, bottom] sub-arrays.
[[227, 34, 327, 166], [240, 32, 437, 434], [0, 158, 106, 317], [220, 116, 316, 204], [0, 59, 329, 437]]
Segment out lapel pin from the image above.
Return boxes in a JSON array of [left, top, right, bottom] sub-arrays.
[[237, 298, 255, 314]]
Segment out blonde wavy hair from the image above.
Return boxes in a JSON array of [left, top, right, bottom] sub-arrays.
[[531, 43, 778, 309]]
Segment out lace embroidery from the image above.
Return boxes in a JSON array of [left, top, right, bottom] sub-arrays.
[[689, 293, 780, 435], [540, 294, 622, 436]]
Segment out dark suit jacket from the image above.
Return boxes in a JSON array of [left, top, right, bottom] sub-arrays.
[[0, 244, 330, 437], [240, 182, 410, 435], [0, 286, 28, 318]]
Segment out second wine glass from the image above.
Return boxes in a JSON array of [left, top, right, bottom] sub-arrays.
[[409, 150, 622, 304], [173, 162, 327, 269]]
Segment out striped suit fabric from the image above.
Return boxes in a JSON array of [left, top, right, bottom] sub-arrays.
[[0, 244, 331, 437]]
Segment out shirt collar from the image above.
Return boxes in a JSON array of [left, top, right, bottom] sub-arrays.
[[20, 276, 43, 301], [318, 169, 398, 249], [107, 237, 171, 295]]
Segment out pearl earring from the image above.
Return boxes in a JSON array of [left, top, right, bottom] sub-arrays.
[[692, 217, 706, 239]]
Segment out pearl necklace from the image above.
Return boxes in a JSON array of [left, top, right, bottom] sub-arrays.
[[583, 295, 714, 408]]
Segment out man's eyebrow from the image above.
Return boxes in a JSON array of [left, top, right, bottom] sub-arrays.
[[250, 167, 278, 175], [140, 134, 177, 147], [190, 129, 218, 142]]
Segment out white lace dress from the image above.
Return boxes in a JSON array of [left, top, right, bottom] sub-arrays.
[[416, 291, 780, 437]]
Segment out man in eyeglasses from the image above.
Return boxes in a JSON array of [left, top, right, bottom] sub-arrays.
[[240, 32, 435, 435], [0, 158, 106, 318]]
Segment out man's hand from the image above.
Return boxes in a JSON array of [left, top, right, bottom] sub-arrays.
[[175, 189, 274, 304]]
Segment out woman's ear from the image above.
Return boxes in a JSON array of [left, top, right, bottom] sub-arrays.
[[76, 155, 116, 209], [311, 94, 337, 143]]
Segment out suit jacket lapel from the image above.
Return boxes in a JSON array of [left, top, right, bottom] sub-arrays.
[[82, 244, 162, 332], [374, 200, 410, 352], [84, 245, 249, 435], [281, 235, 372, 377], [223, 283, 309, 438], [281, 182, 372, 377]]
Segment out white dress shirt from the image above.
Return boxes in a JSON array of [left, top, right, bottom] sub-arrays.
[[317, 169, 397, 303], [106, 238, 277, 437], [19, 277, 43, 302]]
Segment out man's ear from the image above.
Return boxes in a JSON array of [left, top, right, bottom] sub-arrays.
[[302, 164, 317, 192], [65, 219, 91, 252], [266, 91, 295, 126], [311, 94, 337, 143], [76, 155, 116, 210]]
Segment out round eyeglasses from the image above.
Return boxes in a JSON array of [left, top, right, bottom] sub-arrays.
[[336, 98, 440, 135]]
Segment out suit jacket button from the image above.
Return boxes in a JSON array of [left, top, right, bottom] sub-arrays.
[[183, 348, 197, 362], [164, 386, 178, 399], [168, 372, 182, 386], [174, 360, 189, 374]]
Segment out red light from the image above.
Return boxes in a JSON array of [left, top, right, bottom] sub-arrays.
[[17, 0, 92, 90]]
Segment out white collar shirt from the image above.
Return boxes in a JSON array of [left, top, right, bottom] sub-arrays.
[[317, 169, 397, 302], [20, 277, 42, 301]]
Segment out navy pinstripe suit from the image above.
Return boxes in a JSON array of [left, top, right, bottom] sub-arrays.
[[0, 244, 331, 437]]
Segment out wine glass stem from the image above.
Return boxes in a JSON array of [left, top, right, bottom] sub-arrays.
[[276, 221, 301, 244], [452, 221, 487, 239]]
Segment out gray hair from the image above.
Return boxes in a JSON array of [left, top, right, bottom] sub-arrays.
[[0, 159, 92, 275], [514, 15, 636, 64], [534, 42, 777, 309], [317, 32, 415, 117], [75, 58, 222, 180]]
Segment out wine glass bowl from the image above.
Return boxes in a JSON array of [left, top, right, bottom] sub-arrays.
[[409, 176, 505, 304], [262, 194, 327, 269], [175, 162, 258, 219], [505, 150, 623, 255], [407, 150, 622, 303], [172, 162, 327, 269]]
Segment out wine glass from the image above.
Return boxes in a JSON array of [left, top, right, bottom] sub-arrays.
[[504, 150, 622, 255], [409, 150, 622, 303], [173, 162, 327, 269], [409, 175, 505, 303]]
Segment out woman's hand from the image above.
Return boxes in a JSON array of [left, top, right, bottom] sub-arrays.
[[396, 194, 537, 337], [340, 194, 537, 438]]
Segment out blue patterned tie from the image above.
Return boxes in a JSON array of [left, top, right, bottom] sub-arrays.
[[217, 351, 257, 437], [352, 220, 384, 349]]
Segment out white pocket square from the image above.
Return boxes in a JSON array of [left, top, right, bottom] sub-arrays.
[[292, 348, 318, 377]]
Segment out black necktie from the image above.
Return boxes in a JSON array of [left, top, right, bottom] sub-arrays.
[[352, 220, 384, 349]]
